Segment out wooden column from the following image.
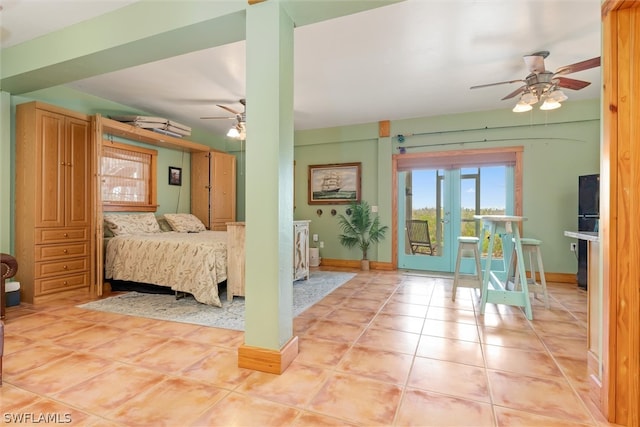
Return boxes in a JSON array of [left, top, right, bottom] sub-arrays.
[[601, 1, 640, 424]]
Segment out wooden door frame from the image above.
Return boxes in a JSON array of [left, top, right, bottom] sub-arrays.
[[601, 1, 640, 425], [391, 146, 523, 268]]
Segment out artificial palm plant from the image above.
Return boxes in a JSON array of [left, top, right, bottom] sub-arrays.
[[337, 200, 388, 270]]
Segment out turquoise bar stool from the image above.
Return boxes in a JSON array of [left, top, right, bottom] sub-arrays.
[[509, 238, 550, 309], [452, 236, 483, 301]]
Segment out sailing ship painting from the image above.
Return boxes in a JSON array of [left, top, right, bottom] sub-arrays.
[[321, 172, 341, 193], [309, 163, 361, 204]]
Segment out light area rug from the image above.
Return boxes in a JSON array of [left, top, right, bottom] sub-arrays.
[[78, 271, 355, 331]]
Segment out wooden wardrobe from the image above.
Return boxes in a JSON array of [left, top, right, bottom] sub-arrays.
[[15, 102, 94, 303], [191, 151, 237, 231]]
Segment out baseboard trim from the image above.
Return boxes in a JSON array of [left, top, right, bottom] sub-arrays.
[[541, 272, 576, 284], [238, 336, 299, 374], [320, 258, 394, 270], [319, 259, 577, 284]]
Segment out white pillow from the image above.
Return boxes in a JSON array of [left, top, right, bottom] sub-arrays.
[[164, 213, 207, 233], [103, 213, 161, 236]]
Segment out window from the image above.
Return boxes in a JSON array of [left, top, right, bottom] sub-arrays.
[[101, 140, 158, 211]]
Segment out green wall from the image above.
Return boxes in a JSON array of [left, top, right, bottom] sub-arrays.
[[3, 86, 230, 250], [287, 98, 600, 275], [1, 86, 599, 277]]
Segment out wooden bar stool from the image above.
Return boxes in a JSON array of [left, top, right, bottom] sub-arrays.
[[452, 236, 483, 301], [509, 238, 550, 309]]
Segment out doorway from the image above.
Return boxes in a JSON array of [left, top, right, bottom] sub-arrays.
[[392, 147, 523, 274]]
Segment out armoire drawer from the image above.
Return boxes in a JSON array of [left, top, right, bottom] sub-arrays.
[[36, 228, 88, 244], [36, 272, 89, 295], [36, 242, 89, 261], [36, 258, 88, 278]]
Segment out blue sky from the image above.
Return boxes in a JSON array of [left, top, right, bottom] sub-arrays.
[[411, 166, 506, 210]]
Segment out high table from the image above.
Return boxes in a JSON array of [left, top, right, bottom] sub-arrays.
[[474, 215, 533, 320]]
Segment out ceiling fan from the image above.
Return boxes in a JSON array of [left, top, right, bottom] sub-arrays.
[[201, 98, 246, 139], [470, 51, 601, 112]]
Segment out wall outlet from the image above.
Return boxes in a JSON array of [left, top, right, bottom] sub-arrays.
[[313, 234, 318, 242], [319, 241, 324, 248], [570, 242, 577, 252]]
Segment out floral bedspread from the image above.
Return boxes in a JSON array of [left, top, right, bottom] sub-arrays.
[[105, 231, 228, 307]]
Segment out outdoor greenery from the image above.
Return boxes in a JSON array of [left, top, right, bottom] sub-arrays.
[[412, 206, 506, 256]]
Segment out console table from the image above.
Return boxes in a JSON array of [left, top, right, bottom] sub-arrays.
[[474, 215, 533, 320], [226, 220, 310, 301]]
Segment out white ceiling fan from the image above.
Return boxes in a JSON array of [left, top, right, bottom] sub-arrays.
[[201, 98, 246, 139], [470, 51, 601, 112]]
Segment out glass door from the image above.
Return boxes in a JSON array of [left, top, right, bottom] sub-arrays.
[[398, 168, 460, 272], [398, 164, 513, 274]]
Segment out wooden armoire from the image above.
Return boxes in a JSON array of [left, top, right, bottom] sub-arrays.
[[15, 102, 93, 303], [191, 151, 236, 231]]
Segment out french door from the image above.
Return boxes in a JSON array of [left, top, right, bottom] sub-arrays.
[[397, 163, 515, 274]]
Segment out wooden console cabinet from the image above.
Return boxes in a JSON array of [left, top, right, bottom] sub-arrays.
[[15, 102, 93, 303], [226, 220, 310, 300]]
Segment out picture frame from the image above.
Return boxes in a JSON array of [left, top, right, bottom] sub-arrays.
[[308, 162, 361, 205], [168, 166, 182, 186]]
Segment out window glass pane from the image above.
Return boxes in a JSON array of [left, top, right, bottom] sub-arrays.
[[404, 169, 442, 257]]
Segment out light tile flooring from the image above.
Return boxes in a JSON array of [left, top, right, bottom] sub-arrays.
[[1, 269, 618, 426]]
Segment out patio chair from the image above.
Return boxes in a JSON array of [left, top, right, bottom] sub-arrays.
[[407, 220, 435, 255]]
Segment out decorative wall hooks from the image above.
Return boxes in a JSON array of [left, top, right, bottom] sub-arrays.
[[345, 208, 352, 216], [316, 209, 323, 217], [331, 209, 337, 216]]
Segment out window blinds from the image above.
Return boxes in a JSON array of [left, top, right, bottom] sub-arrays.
[[101, 145, 151, 204]]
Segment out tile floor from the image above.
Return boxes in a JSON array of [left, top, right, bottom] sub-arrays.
[[1, 269, 619, 426]]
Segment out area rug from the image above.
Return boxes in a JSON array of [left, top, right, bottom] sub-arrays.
[[78, 271, 355, 331]]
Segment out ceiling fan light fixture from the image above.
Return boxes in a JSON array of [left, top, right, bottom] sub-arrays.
[[513, 100, 533, 113], [227, 126, 240, 138], [548, 89, 568, 103], [540, 99, 562, 110], [521, 92, 538, 105]]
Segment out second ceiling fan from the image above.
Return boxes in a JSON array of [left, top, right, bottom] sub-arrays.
[[470, 51, 601, 112], [201, 98, 246, 139]]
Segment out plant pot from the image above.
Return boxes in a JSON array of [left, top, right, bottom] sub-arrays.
[[360, 259, 370, 271]]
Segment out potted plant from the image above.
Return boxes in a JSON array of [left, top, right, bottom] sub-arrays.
[[337, 201, 389, 271]]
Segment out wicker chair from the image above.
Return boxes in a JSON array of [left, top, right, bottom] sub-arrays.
[[1, 253, 18, 386], [406, 220, 435, 255]]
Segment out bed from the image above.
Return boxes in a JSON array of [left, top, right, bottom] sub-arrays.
[[103, 213, 228, 307]]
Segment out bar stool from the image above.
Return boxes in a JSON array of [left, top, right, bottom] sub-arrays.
[[509, 238, 550, 309], [452, 236, 483, 301]]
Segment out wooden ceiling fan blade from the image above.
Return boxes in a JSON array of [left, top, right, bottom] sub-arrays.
[[501, 86, 526, 100], [554, 57, 601, 76], [555, 76, 591, 90], [470, 79, 524, 90], [217, 104, 242, 115]]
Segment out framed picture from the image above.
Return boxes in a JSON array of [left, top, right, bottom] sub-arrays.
[[168, 166, 182, 186], [308, 162, 361, 204]]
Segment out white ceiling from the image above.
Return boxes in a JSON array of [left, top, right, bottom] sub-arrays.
[[0, 0, 603, 137]]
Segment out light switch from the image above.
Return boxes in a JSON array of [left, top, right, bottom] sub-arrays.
[[371, 205, 378, 213], [313, 234, 318, 242]]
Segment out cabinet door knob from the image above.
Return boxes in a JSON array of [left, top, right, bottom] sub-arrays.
[[63, 249, 68, 253], [63, 265, 68, 270], [63, 281, 68, 285], [63, 233, 68, 237]]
